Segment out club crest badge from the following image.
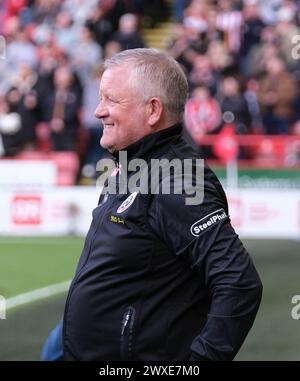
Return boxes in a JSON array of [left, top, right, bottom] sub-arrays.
[[117, 191, 138, 214]]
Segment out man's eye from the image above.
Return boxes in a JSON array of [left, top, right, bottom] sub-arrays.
[[99, 96, 116, 104]]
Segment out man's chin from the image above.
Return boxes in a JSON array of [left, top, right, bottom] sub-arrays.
[[100, 139, 117, 154]]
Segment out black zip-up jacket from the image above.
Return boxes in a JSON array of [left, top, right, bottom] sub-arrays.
[[63, 124, 262, 361]]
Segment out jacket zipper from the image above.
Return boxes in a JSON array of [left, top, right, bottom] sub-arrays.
[[120, 306, 136, 360]]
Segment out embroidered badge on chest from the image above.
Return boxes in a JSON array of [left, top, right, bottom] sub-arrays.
[[117, 191, 139, 214]]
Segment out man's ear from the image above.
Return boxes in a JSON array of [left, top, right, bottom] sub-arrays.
[[147, 97, 163, 127]]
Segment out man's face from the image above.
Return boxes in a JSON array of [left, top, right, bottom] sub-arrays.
[[95, 66, 150, 153]]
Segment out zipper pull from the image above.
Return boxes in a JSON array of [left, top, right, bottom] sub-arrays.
[[121, 309, 132, 335]]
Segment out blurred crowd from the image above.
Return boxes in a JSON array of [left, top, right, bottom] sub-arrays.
[[169, 0, 300, 143], [0, 0, 300, 182], [0, 0, 157, 181]]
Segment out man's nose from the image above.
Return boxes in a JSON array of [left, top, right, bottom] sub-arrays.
[[94, 102, 108, 119]]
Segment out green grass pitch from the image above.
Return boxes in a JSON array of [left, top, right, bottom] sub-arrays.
[[0, 237, 299, 360]]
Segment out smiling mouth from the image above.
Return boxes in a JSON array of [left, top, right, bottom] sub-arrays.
[[103, 124, 114, 129]]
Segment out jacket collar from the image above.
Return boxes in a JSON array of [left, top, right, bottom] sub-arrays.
[[112, 123, 183, 162]]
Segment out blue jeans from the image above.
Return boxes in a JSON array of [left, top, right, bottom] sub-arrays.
[[41, 319, 64, 361]]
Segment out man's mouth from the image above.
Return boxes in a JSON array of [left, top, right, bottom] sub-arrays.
[[103, 123, 114, 129]]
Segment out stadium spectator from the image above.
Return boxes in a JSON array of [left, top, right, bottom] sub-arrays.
[[166, 23, 198, 74], [31, 0, 61, 25], [6, 62, 41, 150], [70, 24, 103, 85], [86, 0, 129, 45], [62, 48, 262, 361], [54, 10, 79, 56], [239, 1, 265, 76], [207, 39, 232, 72], [61, 0, 99, 27], [258, 57, 297, 134], [5, 26, 38, 72], [44, 65, 82, 151], [183, 0, 209, 36], [0, 95, 22, 156], [109, 13, 145, 50], [218, 76, 251, 135], [185, 85, 221, 140], [246, 26, 281, 77], [215, 0, 243, 55], [244, 78, 264, 134], [188, 54, 219, 94]]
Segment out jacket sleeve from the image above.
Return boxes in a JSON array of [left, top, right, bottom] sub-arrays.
[[147, 183, 263, 361]]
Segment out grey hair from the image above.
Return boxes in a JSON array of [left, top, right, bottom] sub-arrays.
[[103, 48, 189, 123]]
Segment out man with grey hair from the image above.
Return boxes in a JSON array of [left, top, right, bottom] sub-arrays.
[[63, 48, 262, 361]]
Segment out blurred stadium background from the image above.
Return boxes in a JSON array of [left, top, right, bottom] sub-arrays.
[[0, 0, 300, 361]]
